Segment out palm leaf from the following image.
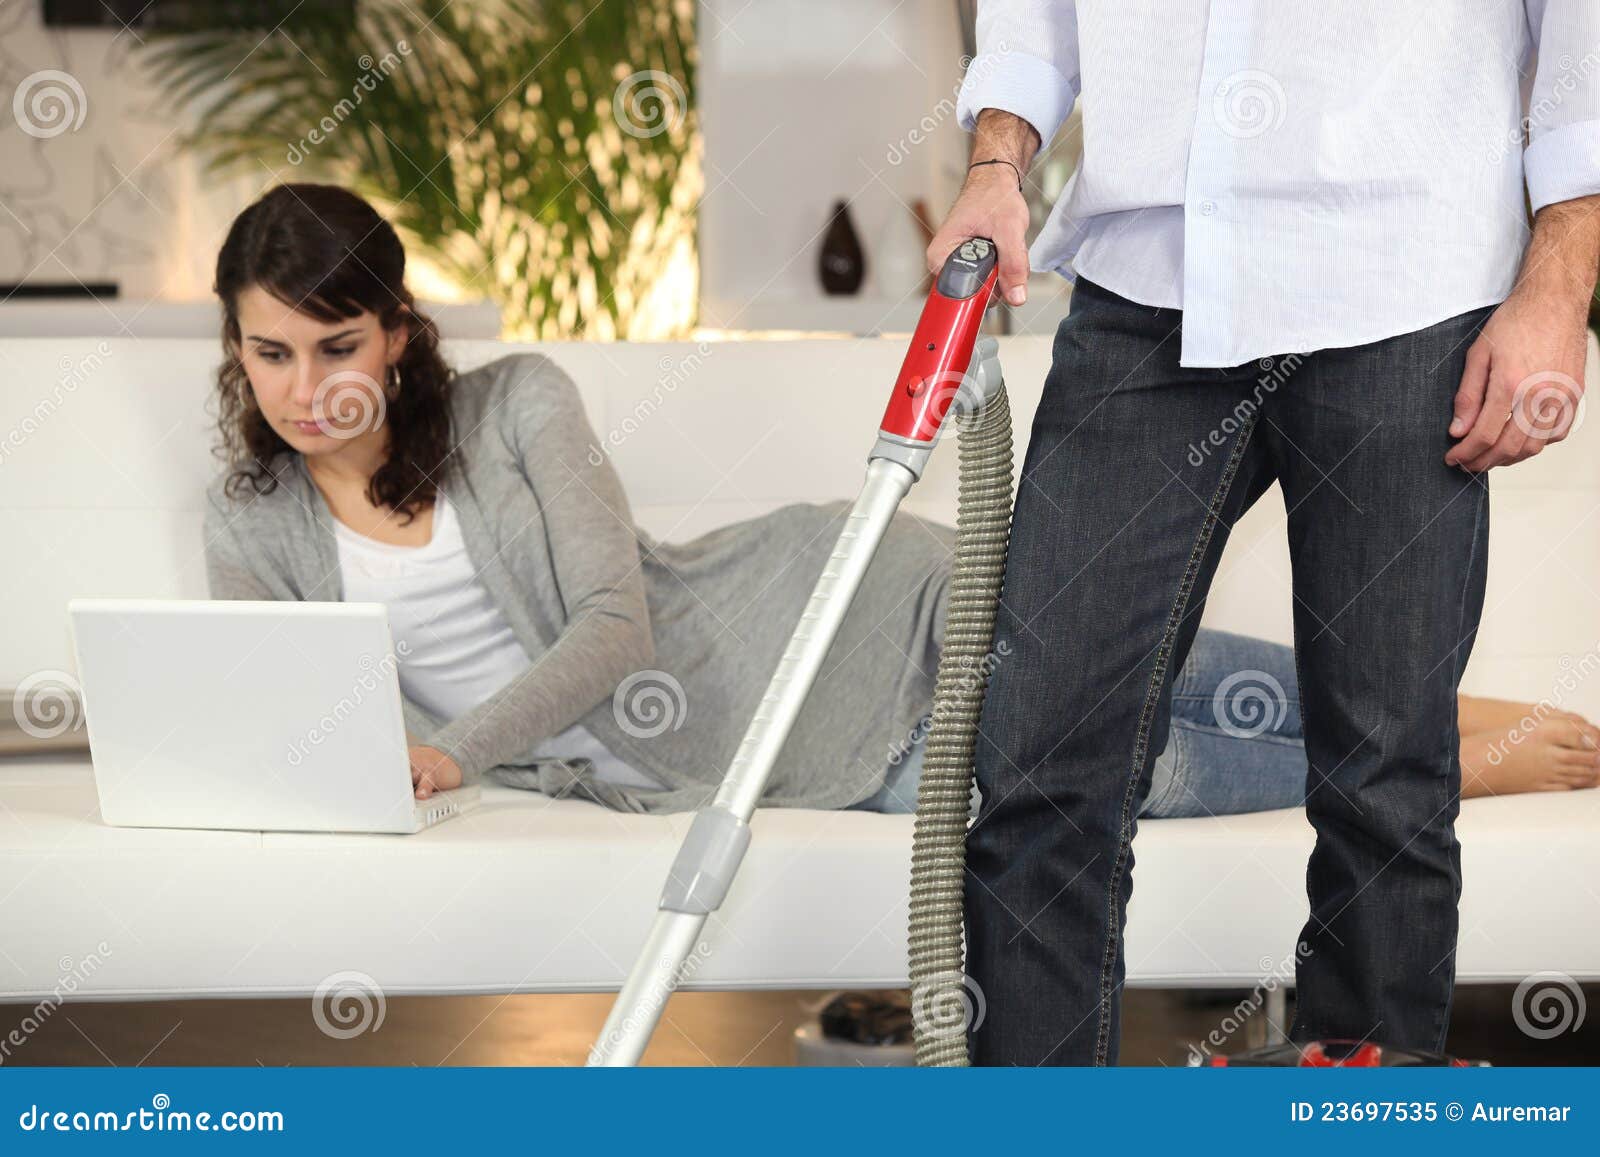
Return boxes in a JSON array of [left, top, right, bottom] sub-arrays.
[[139, 0, 700, 339]]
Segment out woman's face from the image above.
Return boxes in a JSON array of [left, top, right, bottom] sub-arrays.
[[232, 284, 408, 457]]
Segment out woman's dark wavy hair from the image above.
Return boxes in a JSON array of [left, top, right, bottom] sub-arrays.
[[212, 182, 455, 523]]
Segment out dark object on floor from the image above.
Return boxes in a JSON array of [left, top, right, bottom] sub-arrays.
[[1203, 1039, 1487, 1066], [818, 990, 912, 1046], [819, 200, 866, 295]]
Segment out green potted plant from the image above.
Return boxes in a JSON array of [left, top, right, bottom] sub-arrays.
[[141, 0, 698, 340]]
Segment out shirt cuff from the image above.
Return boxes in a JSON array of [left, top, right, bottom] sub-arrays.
[[956, 50, 1078, 147], [1525, 120, 1600, 213]]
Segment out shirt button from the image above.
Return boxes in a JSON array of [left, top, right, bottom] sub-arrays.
[[1199, 199, 1216, 216]]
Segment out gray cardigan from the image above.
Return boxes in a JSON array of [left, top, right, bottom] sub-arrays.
[[203, 352, 954, 815]]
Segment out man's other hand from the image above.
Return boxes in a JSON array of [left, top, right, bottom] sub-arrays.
[[1447, 195, 1599, 473]]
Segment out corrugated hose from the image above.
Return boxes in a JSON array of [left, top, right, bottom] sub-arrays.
[[908, 379, 1013, 1067]]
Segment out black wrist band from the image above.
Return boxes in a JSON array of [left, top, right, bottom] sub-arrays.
[[968, 158, 1022, 191]]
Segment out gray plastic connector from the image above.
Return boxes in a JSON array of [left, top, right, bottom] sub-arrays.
[[658, 806, 752, 914]]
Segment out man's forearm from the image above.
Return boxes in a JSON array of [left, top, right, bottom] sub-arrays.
[[972, 108, 1043, 177], [1514, 194, 1600, 315]]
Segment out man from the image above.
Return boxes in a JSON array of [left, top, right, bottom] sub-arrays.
[[928, 1, 1599, 1065]]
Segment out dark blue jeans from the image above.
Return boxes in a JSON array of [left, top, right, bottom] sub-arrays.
[[965, 278, 1494, 1065]]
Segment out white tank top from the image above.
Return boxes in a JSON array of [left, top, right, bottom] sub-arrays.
[[332, 491, 662, 789]]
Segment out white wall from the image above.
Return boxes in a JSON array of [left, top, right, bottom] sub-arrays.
[[696, 0, 972, 329], [0, 4, 260, 302]]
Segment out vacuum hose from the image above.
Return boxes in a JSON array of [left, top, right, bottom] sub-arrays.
[[908, 373, 1013, 1066], [587, 237, 1013, 1068]]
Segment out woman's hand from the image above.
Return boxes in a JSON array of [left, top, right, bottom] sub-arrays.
[[409, 745, 463, 799]]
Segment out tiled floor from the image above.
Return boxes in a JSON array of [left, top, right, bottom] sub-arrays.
[[4, 984, 1593, 1066]]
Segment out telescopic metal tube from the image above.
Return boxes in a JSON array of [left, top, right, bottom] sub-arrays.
[[588, 456, 916, 1066]]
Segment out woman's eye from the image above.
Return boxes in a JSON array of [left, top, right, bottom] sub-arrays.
[[258, 350, 286, 364], [324, 346, 355, 358]]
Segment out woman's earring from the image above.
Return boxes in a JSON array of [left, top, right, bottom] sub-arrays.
[[386, 363, 402, 399]]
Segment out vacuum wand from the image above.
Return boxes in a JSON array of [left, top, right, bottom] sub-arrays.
[[588, 240, 1005, 1067]]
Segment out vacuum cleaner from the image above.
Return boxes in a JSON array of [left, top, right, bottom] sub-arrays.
[[585, 240, 1483, 1070], [588, 237, 1012, 1067]]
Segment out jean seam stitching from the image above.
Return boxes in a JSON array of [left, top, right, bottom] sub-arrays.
[[1092, 409, 1259, 1064], [1430, 477, 1485, 1055], [1287, 620, 1315, 1041]]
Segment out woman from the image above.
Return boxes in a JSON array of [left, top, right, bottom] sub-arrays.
[[856, 628, 1600, 818], [203, 183, 946, 816], [205, 184, 1598, 818]]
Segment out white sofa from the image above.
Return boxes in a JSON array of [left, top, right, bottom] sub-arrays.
[[2, 334, 1598, 1004]]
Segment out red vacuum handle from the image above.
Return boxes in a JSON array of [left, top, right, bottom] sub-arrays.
[[878, 238, 1000, 443]]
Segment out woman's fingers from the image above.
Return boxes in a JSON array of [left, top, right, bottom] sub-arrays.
[[409, 749, 438, 798], [407, 744, 462, 798], [411, 762, 434, 799]]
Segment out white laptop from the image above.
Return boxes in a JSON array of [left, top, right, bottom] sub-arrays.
[[66, 599, 481, 834]]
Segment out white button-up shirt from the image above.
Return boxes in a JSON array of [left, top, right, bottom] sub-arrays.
[[958, 1, 1600, 367]]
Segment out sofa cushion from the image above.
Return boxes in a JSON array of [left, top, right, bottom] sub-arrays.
[[2, 757, 1594, 1000]]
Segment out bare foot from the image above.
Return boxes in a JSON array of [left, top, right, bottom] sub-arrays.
[[1459, 694, 1562, 735], [1460, 709, 1600, 798]]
